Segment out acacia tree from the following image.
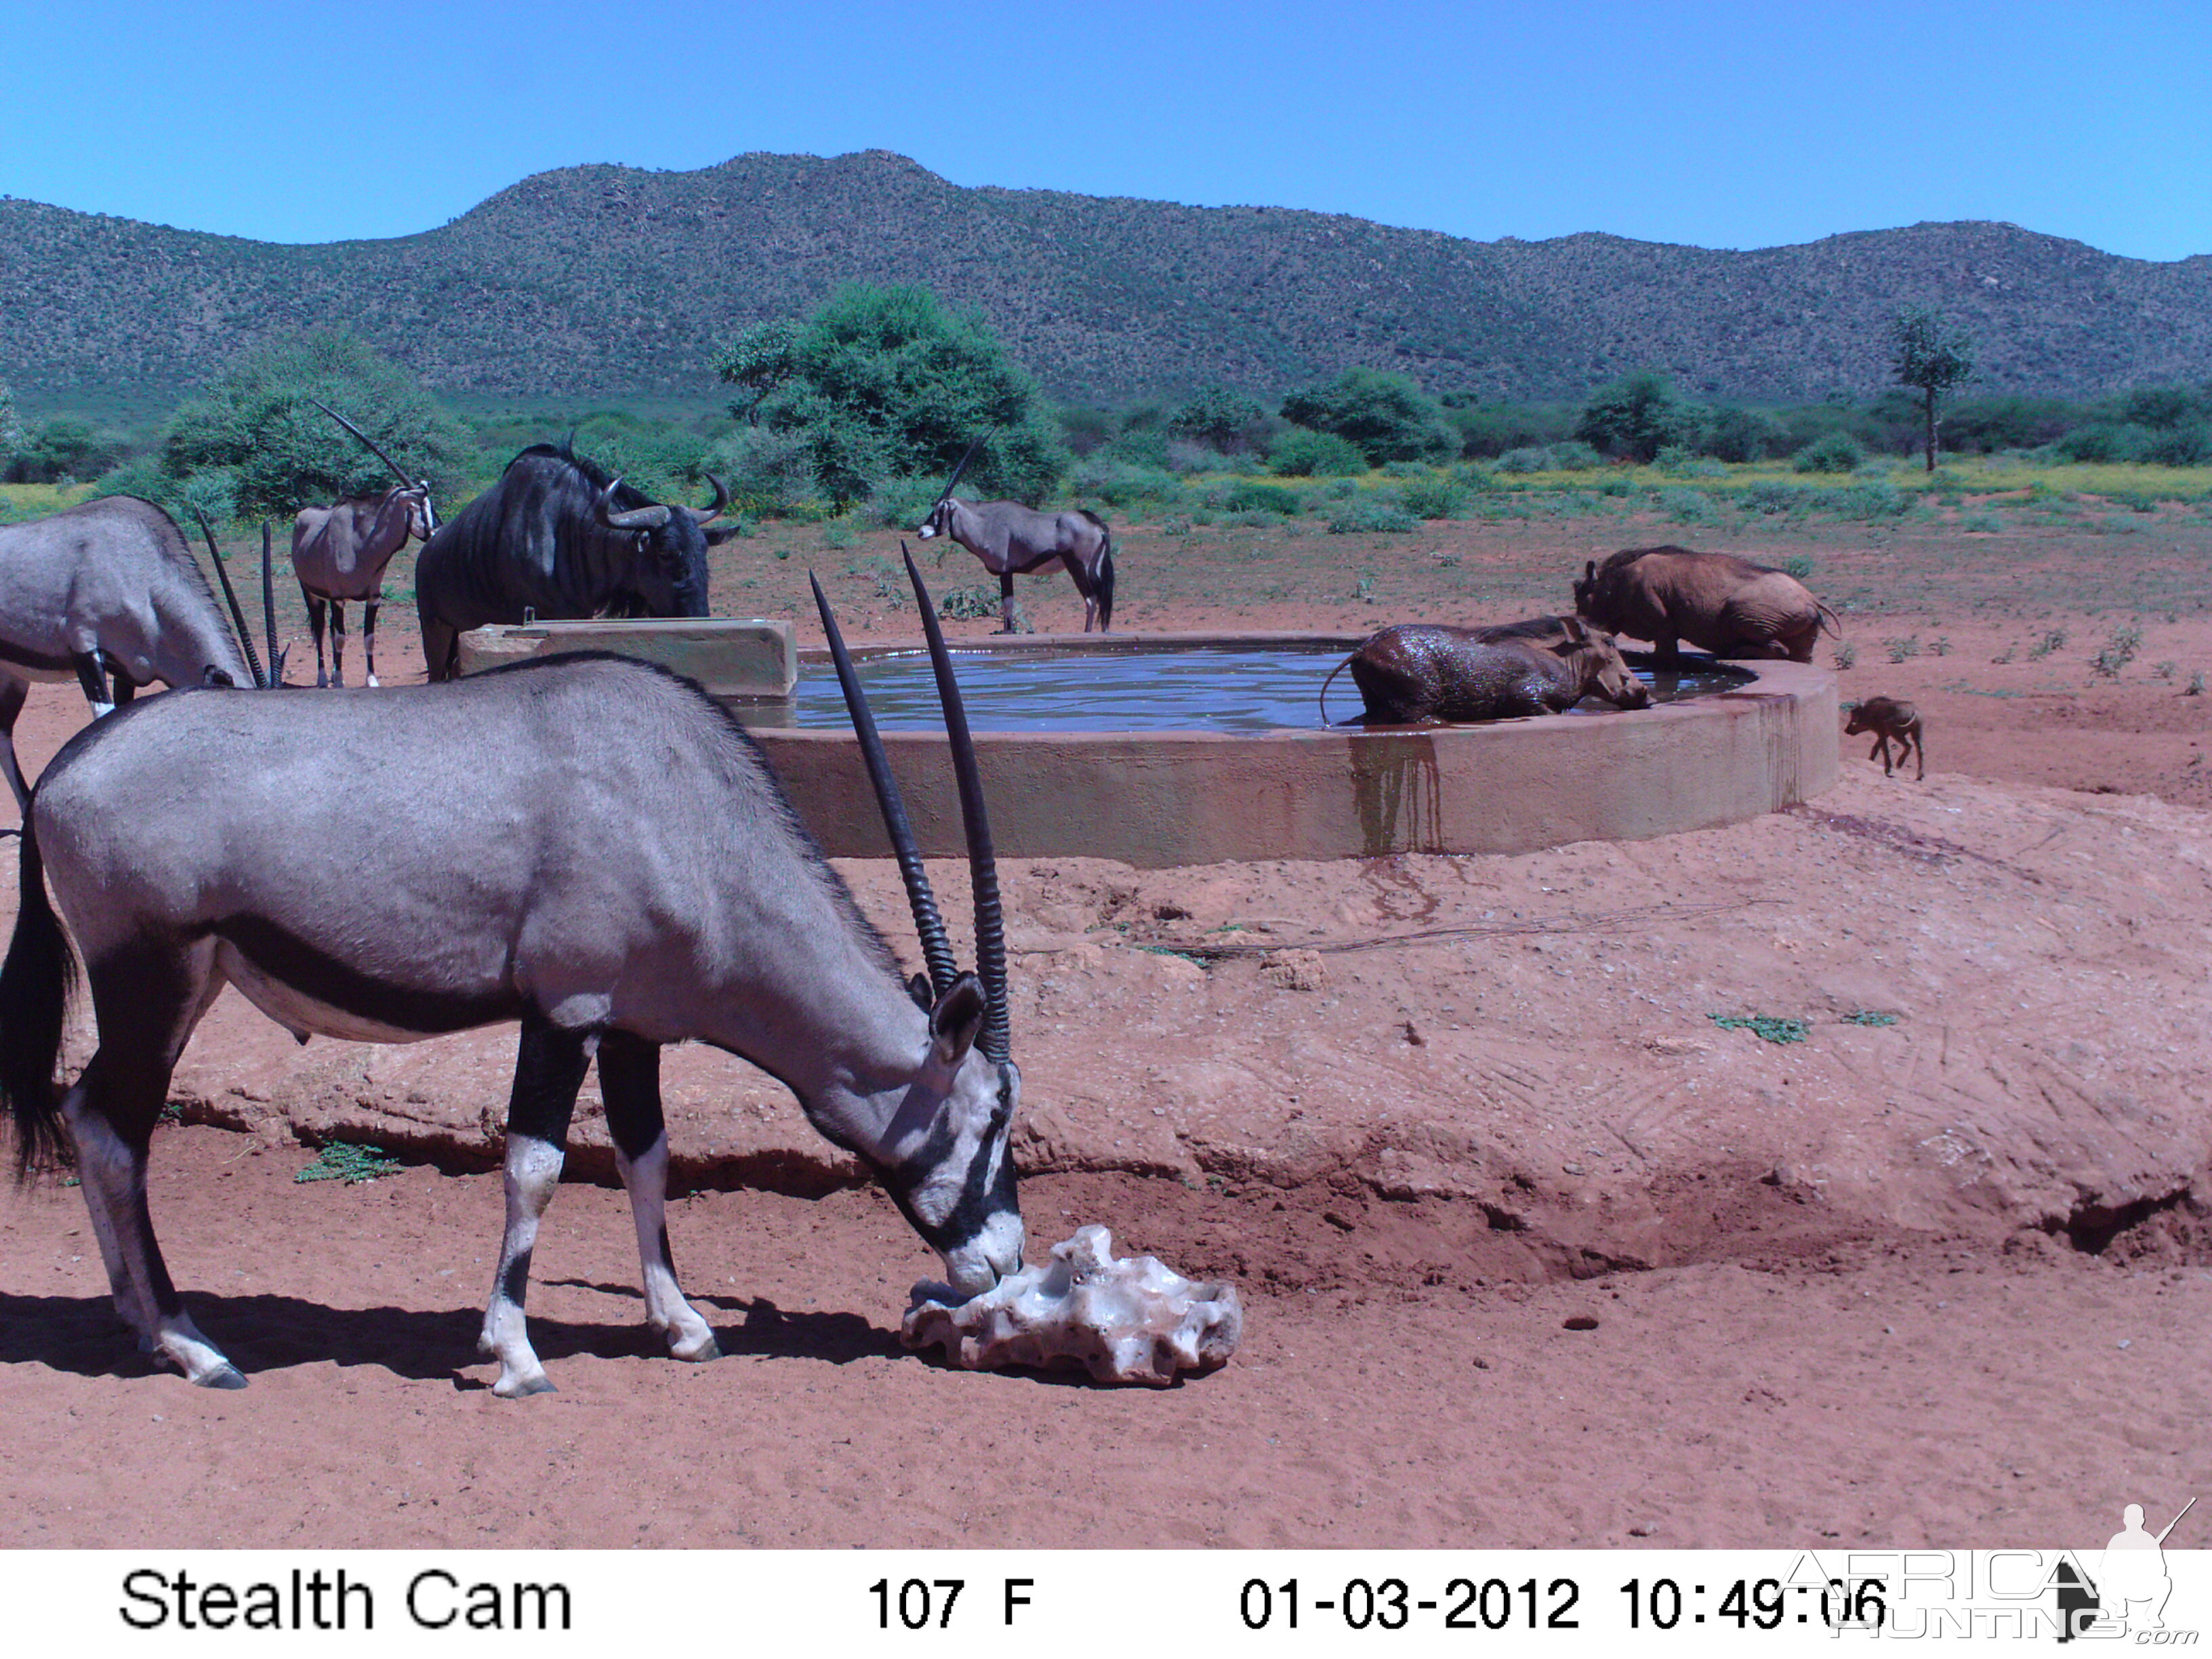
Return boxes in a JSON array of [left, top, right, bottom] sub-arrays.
[[1891, 306, 1975, 473], [1574, 369, 1696, 462], [718, 285, 1069, 506], [162, 330, 470, 518]]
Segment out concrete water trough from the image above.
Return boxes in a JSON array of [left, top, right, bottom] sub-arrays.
[[457, 624, 1839, 866]]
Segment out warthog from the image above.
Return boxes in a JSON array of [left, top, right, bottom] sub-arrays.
[[1319, 617, 1650, 725], [1845, 696, 1925, 779], [1574, 546, 1836, 663]]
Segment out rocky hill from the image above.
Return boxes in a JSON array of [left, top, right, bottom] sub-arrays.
[[4, 150, 2208, 405]]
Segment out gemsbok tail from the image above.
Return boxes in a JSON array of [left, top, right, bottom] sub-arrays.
[[0, 814, 77, 1178], [1095, 527, 1116, 632]]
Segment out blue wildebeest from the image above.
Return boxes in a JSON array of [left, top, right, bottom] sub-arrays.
[[292, 401, 438, 688], [914, 438, 1114, 632], [413, 441, 733, 681], [0, 554, 1024, 1396], [0, 496, 276, 815]]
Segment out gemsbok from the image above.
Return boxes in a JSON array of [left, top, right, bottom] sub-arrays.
[[0, 552, 1024, 1396], [914, 437, 1115, 633], [0, 495, 279, 817], [291, 401, 439, 687]]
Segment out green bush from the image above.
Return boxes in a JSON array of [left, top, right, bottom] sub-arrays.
[[1071, 456, 1185, 510], [1326, 492, 1416, 533], [1741, 480, 1809, 515], [1168, 385, 1267, 451], [1223, 479, 1303, 515], [2141, 422, 2212, 466], [706, 424, 823, 517], [1397, 474, 1467, 519], [1793, 430, 1866, 473], [1576, 369, 1699, 462], [1825, 480, 1910, 519], [724, 283, 1070, 508], [1494, 445, 1555, 474], [1279, 368, 1456, 464], [1267, 427, 1368, 477], [1659, 487, 1717, 525], [162, 329, 474, 518], [1701, 406, 1788, 463]]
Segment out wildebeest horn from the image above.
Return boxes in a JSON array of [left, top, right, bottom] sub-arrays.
[[190, 508, 270, 691], [902, 542, 1008, 1062], [933, 430, 995, 509], [687, 474, 731, 525], [308, 398, 415, 493], [808, 571, 959, 1001], [595, 480, 671, 532]]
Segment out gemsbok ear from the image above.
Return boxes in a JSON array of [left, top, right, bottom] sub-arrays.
[[907, 972, 933, 1011], [1584, 560, 1597, 581], [928, 974, 989, 1068]]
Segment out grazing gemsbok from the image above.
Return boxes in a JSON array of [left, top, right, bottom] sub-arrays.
[[0, 496, 277, 815], [915, 438, 1115, 633], [415, 440, 733, 681], [0, 552, 1024, 1395], [291, 401, 438, 688]]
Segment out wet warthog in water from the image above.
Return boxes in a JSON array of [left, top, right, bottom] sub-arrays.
[[1845, 696, 1925, 779], [1320, 617, 1650, 725], [1575, 546, 1837, 663]]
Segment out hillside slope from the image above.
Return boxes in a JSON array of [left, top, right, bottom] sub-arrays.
[[4, 150, 2207, 403]]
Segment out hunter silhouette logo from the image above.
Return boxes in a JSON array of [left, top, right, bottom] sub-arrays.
[[2059, 1497, 2196, 1641]]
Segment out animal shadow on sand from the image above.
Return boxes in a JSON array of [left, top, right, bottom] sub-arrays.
[[0, 1284, 901, 1389]]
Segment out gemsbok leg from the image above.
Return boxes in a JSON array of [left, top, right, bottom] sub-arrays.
[[302, 589, 331, 688], [479, 1015, 588, 1397], [599, 1031, 718, 1363], [0, 677, 30, 813], [64, 936, 241, 1387], [328, 602, 348, 689], [362, 600, 382, 688]]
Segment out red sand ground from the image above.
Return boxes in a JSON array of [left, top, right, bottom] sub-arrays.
[[3, 514, 2208, 1549]]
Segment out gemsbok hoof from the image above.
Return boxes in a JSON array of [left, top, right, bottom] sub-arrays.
[[197, 1364, 250, 1391], [493, 1373, 557, 1399], [669, 1330, 720, 1364]]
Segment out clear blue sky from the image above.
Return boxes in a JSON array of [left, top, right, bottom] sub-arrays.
[[2, 0, 2205, 260]]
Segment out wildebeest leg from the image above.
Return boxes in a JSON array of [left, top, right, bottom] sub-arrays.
[[328, 602, 348, 689], [0, 676, 30, 815], [1652, 634, 1680, 668], [302, 588, 330, 688], [1910, 726, 1925, 781], [479, 1015, 590, 1397], [598, 1031, 718, 1363], [1873, 735, 1895, 776], [111, 676, 136, 705], [362, 600, 382, 688], [419, 614, 457, 684], [71, 651, 113, 718], [66, 935, 242, 1387]]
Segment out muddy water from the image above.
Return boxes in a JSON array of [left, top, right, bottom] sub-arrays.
[[778, 644, 1748, 733]]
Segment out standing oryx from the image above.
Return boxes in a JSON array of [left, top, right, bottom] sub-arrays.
[[414, 441, 733, 681], [0, 552, 1025, 1396], [0, 495, 276, 815], [915, 439, 1115, 633], [291, 401, 438, 687]]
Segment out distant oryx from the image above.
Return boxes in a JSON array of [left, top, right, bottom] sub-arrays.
[[915, 439, 1115, 632], [0, 495, 277, 815], [415, 440, 733, 681], [0, 552, 1024, 1396], [291, 401, 438, 687]]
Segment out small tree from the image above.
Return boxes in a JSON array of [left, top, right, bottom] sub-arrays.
[[1575, 369, 1696, 463], [1168, 384, 1267, 453], [1279, 368, 1454, 464], [723, 284, 1068, 507], [715, 319, 798, 424], [163, 330, 470, 518], [1891, 306, 1975, 473]]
